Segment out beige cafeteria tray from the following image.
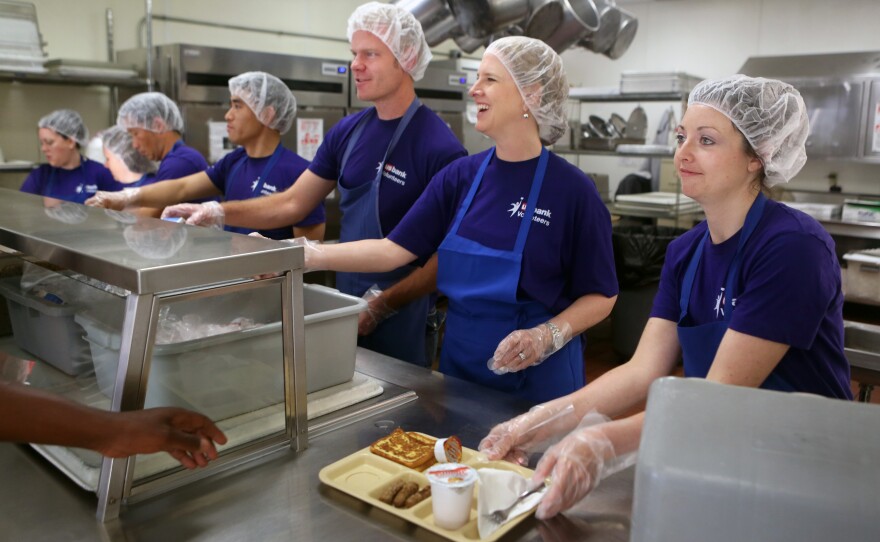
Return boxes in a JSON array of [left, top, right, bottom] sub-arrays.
[[319, 435, 536, 541]]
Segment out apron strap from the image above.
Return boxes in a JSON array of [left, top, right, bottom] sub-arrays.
[[228, 143, 285, 196], [448, 147, 550, 252], [678, 192, 768, 323]]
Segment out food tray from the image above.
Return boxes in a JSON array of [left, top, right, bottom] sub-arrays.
[[319, 437, 536, 541]]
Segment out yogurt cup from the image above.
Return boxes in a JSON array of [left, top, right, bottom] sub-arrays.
[[425, 463, 478, 530]]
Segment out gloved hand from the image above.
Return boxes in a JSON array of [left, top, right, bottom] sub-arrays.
[[530, 411, 634, 520], [162, 201, 225, 229], [358, 285, 396, 336], [478, 403, 579, 466], [280, 237, 325, 273], [85, 187, 140, 210], [489, 320, 573, 374]]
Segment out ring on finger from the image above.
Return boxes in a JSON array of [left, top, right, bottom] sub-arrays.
[[518, 351, 526, 361]]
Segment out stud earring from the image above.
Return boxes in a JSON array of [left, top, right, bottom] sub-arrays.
[[523, 112, 530, 119]]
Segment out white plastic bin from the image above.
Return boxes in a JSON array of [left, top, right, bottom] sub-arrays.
[[0, 277, 92, 375], [76, 284, 366, 419], [632, 378, 880, 542]]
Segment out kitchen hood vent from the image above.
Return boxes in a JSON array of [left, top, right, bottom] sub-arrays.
[[739, 51, 880, 80]]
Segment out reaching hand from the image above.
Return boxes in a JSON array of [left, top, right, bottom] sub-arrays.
[[285, 237, 325, 273], [85, 188, 140, 210], [162, 201, 225, 229], [358, 285, 396, 336], [99, 407, 228, 469], [478, 403, 580, 465]]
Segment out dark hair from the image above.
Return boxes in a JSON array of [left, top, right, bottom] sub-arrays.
[[732, 121, 766, 189]]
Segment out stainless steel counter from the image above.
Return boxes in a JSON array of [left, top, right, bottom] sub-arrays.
[[0, 348, 633, 541]]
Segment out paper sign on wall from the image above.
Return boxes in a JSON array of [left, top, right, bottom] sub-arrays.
[[208, 121, 236, 163], [297, 118, 323, 161]]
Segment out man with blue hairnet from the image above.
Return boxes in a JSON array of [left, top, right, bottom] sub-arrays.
[[160, 2, 467, 366], [88, 72, 325, 240]]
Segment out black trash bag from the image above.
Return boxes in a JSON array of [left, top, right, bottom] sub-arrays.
[[612, 226, 688, 288]]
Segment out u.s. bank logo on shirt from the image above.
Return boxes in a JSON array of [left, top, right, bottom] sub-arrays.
[[507, 197, 552, 226], [381, 162, 407, 187], [251, 178, 277, 196], [713, 287, 737, 319]]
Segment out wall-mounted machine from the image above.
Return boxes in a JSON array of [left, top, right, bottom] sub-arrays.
[[116, 44, 350, 163]]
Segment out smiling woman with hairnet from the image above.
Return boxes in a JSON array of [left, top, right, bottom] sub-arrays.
[[20, 109, 117, 203], [478, 74, 853, 520], [300, 36, 618, 403]]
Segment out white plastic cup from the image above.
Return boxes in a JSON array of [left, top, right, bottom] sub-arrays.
[[425, 463, 478, 530]]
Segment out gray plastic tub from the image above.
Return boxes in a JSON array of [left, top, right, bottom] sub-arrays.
[[76, 284, 366, 419], [0, 277, 93, 376], [633, 377, 880, 542]]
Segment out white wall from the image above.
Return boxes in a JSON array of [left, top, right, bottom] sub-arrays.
[[2, 0, 880, 195]]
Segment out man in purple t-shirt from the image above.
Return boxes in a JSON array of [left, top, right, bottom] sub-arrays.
[[87, 72, 323, 241], [115, 92, 208, 187], [161, 3, 466, 366]]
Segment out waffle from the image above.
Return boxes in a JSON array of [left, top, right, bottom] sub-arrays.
[[369, 428, 437, 470]]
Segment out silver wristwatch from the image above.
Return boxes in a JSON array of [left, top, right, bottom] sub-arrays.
[[545, 321, 564, 351]]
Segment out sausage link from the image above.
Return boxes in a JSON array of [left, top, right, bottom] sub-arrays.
[[379, 479, 405, 504], [404, 485, 431, 508], [393, 482, 419, 508]]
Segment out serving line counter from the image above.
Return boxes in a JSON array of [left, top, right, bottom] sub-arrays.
[[0, 188, 311, 522], [0, 347, 634, 542]]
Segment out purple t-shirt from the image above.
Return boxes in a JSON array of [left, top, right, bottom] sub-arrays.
[[308, 106, 466, 235], [388, 150, 618, 314], [650, 198, 852, 399], [206, 146, 324, 240], [20, 158, 117, 204], [155, 140, 208, 181]]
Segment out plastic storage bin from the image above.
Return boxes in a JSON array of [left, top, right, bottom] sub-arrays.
[[0, 277, 92, 375], [76, 284, 366, 419], [632, 378, 880, 542], [843, 249, 880, 304]]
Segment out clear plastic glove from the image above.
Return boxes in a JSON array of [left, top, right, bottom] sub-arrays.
[[530, 411, 634, 520], [489, 321, 573, 374], [478, 403, 580, 466], [162, 201, 225, 229], [358, 284, 397, 336], [85, 187, 140, 210], [286, 236, 324, 273]]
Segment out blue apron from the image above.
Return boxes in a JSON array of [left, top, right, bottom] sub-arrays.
[[437, 148, 584, 404], [335, 99, 430, 366], [677, 193, 793, 391], [225, 143, 285, 236]]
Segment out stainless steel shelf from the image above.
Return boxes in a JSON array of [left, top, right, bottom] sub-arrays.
[[818, 219, 880, 240], [0, 70, 148, 88], [608, 203, 702, 220], [555, 148, 674, 158], [570, 90, 688, 102]]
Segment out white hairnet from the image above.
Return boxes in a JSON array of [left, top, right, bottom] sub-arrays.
[[485, 36, 569, 146], [38, 109, 89, 147], [117, 92, 184, 133], [101, 126, 157, 174], [688, 75, 809, 186], [347, 2, 432, 81], [229, 71, 297, 135]]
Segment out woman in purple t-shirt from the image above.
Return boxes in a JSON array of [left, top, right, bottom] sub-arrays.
[[479, 75, 853, 520], [299, 37, 618, 404], [20, 109, 115, 204]]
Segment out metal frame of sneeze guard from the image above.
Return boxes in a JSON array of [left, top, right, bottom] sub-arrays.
[[0, 189, 307, 522]]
